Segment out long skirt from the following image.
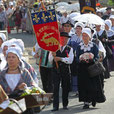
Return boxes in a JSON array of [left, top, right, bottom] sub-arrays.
[[103, 57, 110, 79], [77, 62, 106, 103], [108, 56, 114, 72]]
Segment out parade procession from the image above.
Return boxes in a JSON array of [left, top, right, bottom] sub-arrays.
[[0, 0, 114, 114]]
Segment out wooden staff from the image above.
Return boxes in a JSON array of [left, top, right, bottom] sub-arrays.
[[56, 61, 59, 69], [52, 51, 59, 69]]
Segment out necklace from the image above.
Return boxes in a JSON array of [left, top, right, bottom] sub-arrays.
[[8, 68, 19, 73]]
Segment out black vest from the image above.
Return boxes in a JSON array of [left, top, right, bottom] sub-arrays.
[[53, 45, 71, 71]]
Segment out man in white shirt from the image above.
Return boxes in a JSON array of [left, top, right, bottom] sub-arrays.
[[6, 2, 14, 17], [49, 32, 74, 111]]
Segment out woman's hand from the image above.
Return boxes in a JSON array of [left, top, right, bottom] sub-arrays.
[[18, 83, 27, 90]]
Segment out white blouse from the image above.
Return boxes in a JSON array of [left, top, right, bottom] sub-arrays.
[[5, 74, 21, 91]]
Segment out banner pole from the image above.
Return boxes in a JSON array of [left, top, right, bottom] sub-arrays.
[[56, 61, 59, 69], [28, 8, 41, 71], [28, 8, 35, 35]]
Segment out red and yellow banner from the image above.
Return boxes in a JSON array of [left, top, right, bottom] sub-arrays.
[[31, 9, 59, 52]]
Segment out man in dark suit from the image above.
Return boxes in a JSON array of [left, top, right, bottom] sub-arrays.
[[49, 32, 74, 111]]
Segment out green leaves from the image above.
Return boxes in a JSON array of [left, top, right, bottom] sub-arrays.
[[21, 87, 46, 97], [108, 0, 114, 6]]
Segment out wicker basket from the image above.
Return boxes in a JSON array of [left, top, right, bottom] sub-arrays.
[[0, 98, 26, 114]]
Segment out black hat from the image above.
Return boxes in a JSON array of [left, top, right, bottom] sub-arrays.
[[106, 7, 111, 10], [62, 20, 74, 27], [60, 32, 71, 38]]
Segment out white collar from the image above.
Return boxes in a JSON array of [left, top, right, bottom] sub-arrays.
[[106, 29, 114, 37], [96, 29, 104, 36], [79, 41, 94, 52]]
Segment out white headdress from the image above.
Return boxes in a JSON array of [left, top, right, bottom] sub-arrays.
[[105, 19, 112, 30], [0, 33, 7, 42], [74, 22, 84, 29], [82, 28, 91, 38], [6, 47, 22, 59]]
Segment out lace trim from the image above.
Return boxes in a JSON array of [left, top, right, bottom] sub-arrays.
[[79, 41, 94, 52]]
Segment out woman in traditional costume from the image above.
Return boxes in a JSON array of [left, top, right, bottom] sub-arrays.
[[76, 28, 106, 109], [93, 24, 110, 78], [0, 47, 36, 96], [104, 19, 114, 72]]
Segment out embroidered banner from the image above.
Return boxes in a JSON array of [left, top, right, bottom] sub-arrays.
[[31, 9, 59, 52], [79, 0, 96, 14]]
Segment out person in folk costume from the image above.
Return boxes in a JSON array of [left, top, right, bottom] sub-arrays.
[[91, 27, 106, 90], [68, 22, 84, 95], [59, 12, 70, 33], [1, 39, 39, 85], [0, 33, 7, 53], [60, 11, 69, 25], [0, 47, 41, 114], [109, 15, 114, 31], [76, 28, 106, 109], [0, 47, 37, 96], [9, 39, 39, 85], [1, 40, 9, 57], [49, 32, 74, 111], [93, 24, 110, 79], [32, 43, 53, 93], [0, 33, 7, 72], [102, 7, 112, 20], [0, 41, 9, 72], [62, 20, 78, 93], [68, 22, 84, 50], [104, 19, 114, 72], [105, 19, 114, 39], [96, 10, 103, 18], [109, 15, 114, 59]]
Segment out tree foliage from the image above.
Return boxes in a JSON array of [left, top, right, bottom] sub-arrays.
[[108, 0, 114, 6]]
